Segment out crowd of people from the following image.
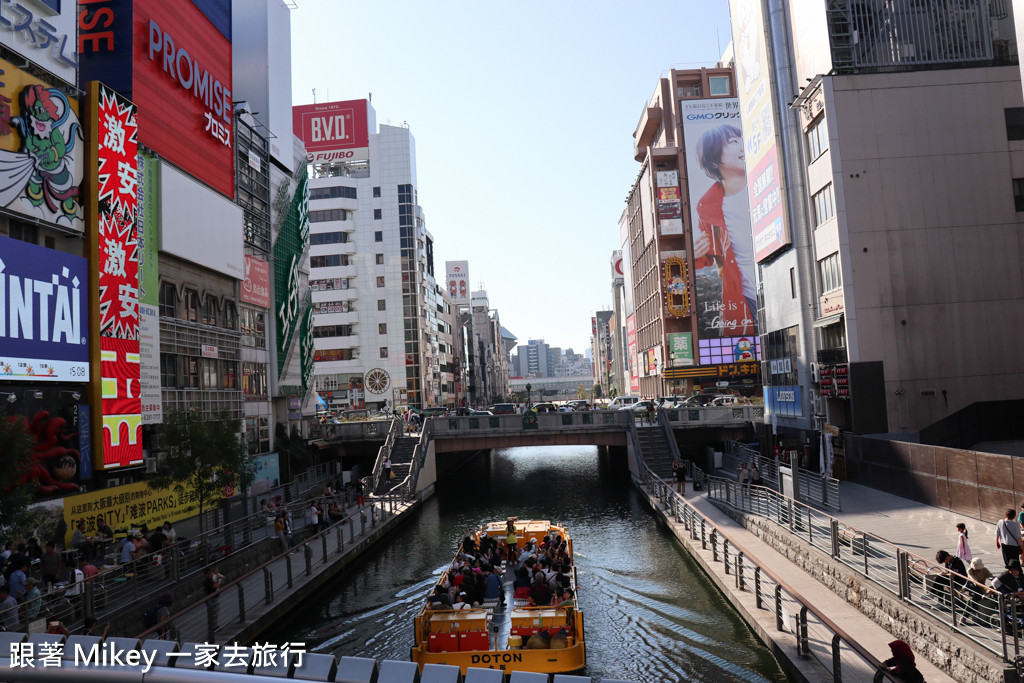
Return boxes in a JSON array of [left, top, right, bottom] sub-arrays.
[[426, 524, 576, 615]]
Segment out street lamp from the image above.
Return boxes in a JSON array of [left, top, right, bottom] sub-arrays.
[[526, 383, 532, 409]]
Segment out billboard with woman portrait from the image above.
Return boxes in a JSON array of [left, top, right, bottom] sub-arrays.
[[681, 98, 757, 342]]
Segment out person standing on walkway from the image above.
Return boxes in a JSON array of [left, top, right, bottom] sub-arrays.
[[737, 462, 749, 491], [384, 456, 393, 481], [203, 566, 223, 631], [355, 479, 365, 509], [995, 508, 1023, 568], [672, 458, 686, 493], [955, 522, 972, 564], [1017, 503, 1024, 527], [645, 401, 656, 426]]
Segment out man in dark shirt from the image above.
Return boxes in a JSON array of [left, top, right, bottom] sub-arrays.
[[993, 559, 1024, 598], [934, 549, 968, 605]]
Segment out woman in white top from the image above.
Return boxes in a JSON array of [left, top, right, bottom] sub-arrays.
[[955, 522, 972, 563]]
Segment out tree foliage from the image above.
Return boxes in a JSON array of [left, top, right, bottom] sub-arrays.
[[592, 384, 603, 399], [0, 415, 37, 536], [149, 409, 255, 534]]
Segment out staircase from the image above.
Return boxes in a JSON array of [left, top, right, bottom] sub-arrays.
[[635, 425, 676, 480], [374, 436, 418, 496]]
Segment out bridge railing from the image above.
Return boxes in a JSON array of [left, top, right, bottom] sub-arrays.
[[705, 476, 1023, 664], [370, 417, 402, 493], [632, 466, 912, 683], [663, 404, 765, 426], [431, 410, 634, 434], [723, 441, 841, 511]]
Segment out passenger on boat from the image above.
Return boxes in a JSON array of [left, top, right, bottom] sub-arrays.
[[530, 570, 552, 605], [467, 572, 486, 607], [483, 565, 504, 604], [462, 533, 477, 555], [505, 520, 518, 562], [518, 541, 536, 567], [452, 592, 471, 610], [559, 587, 575, 608], [428, 585, 451, 608]]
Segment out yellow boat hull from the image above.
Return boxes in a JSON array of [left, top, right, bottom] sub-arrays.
[[410, 641, 586, 675]]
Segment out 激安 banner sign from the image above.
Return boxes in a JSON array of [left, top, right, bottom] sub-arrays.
[[88, 81, 142, 470], [0, 234, 89, 381]]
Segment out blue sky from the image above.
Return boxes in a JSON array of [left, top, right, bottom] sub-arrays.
[[290, 1, 735, 353]]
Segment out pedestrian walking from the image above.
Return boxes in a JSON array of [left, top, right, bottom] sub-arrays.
[[996, 508, 1023, 568], [355, 479, 365, 508], [737, 462, 749, 490], [955, 522, 972, 564], [645, 401, 656, 425], [384, 456, 393, 481], [203, 566, 224, 631]]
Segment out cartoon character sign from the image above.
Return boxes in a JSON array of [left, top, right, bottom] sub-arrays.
[[0, 84, 83, 228], [9, 411, 81, 496], [735, 337, 755, 362]]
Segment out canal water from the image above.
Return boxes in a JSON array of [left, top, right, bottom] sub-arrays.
[[266, 446, 789, 682]]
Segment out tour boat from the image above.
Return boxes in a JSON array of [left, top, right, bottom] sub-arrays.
[[410, 519, 586, 675]]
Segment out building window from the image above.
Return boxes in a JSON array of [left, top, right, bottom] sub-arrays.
[[806, 116, 828, 162], [222, 361, 237, 389], [708, 76, 730, 96], [380, 347, 388, 358], [202, 296, 218, 326], [309, 186, 357, 200], [242, 362, 268, 397], [182, 289, 199, 323], [373, 209, 382, 220], [182, 356, 199, 388], [240, 307, 266, 348], [1014, 179, 1024, 211], [159, 282, 177, 318], [313, 324, 354, 338], [309, 208, 348, 222], [1006, 108, 1024, 141], [310, 231, 350, 245], [310, 254, 350, 268], [310, 277, 349, 291], [372, 186, 381, 197], [374, 231, 383, 242], [818, 252, 842, 293], [8, 218, 38, 244], [377, 299, 386, 311], [379, 323, 387, 335], [375, 253, 384, 265], [812, 184, 835, 226], [223, 302, 236, 330], [377, 276, 385, 287], [202, 358, 219, 389], [160, 353, 176, 388], [313, 348, 357, 362]]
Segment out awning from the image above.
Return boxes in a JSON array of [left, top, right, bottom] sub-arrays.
[[812, 313, 844, 328]]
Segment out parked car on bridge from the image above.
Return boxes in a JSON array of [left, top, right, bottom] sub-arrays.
[[488, 403, 517, 415], [468, 409, 493, 415], [533, 402, 558, 413], [710, 395, 740, 407], [566, 400, 592, 411], [680, 394, 718, 407]]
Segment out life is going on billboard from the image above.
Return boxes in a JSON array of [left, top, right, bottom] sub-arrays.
[[294, 100, 370, 164], [78, 0, 234, 199]]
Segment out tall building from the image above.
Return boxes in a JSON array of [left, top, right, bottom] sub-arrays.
[[728, 0, 1023, 450], [296, 100, 439, 410], [609, 251, 627, 397], [591, 311, 614, 395], [628, 65, 761, 401]]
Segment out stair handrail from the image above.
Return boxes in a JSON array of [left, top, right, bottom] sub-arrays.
[[370, 417, 402, 493], [407, 417, 435, 498]]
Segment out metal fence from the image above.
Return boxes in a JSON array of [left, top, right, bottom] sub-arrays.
[[133, 496, 406, 645], [0, 465, 344, 638], [706, 477, 1024, 664], [634, 466, 908, 682], [724, 441, 841, 511]]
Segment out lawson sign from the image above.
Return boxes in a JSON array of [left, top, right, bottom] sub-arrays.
[[0, 235, 89, 382]]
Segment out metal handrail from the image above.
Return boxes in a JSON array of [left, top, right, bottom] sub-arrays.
[[634, 463, 905, 682], [724, 440, 841, 511], [369, 417, 401, 493], [705, 475, 1021, 663]]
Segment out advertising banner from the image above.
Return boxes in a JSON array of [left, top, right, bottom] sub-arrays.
[[293, 100, 370, 164], [63, 478, 207, 545], [274, 169, 312, 395], [78, 0, 235, 198], [698, 335, 761, 365], [0, 57, 84, 232], [89, 82, 141, 469], [611, 250, 623, 284], [0, 234, 89, 381], [730, 0, 790, 261], [667, 332, 694, 367], [681, 98, 757, 341], [445, 260, 470, 306], [0, 0, 77, 85], [655, 170, 683, 235], [626, 314, 639, 394], [137, 150, 161, 426], [250, 452, 281, 495], [242, 255, 271, 308]]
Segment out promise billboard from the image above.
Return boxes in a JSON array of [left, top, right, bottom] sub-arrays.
[[78, 0, 234, 198], [680, 98, 757, 341]]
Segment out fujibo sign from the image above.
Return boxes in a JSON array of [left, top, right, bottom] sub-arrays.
[[0, 235, 88, 381]]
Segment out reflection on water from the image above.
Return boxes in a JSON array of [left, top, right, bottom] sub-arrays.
[[266, 446, 789, 681]]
